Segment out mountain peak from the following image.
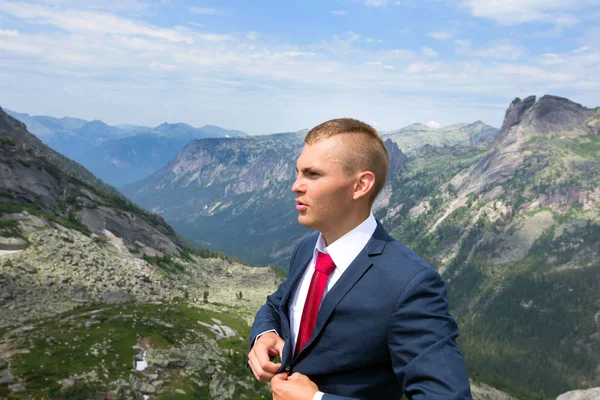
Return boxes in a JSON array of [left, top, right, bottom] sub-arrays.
[[497, 95, 598, 146]]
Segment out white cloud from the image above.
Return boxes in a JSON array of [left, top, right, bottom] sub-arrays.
[[421, 46, 438, 57], [378, 48, 414, 60], [365, 0, 389, 7], [189, 6, 230, 16], [539, 53, 564, 65], [406, 62, 441, 74], [149, 61, 176, 71], [456, 40, 528, 61], [0, 1, 194, 43], [425, 120, 441, 128], [0, 39, 42, 54], [37, 0, 148, 13], [461, 0, 587, 26], [427, 31, 453, 40], [572, 46, 591, 54], [315, 31, 362, 56], [0, 29, 18, 36], [285, 51, 318, 57], [367, 61, 394, 69], [198, 33, 236, 42], [330, 10, 346, 16], [1, 2, 599, 134], [493, 64, 575, 82]]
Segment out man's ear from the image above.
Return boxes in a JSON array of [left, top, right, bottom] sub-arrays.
[[353, 171, 376, 200]]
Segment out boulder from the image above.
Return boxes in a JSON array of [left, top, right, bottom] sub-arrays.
[[9, 382, 26, 393], [0, 371, 15, 386], [0, 237, 28, 251], [18, 262, 37, 274], [139, 383, 156, 394], [102, 291, 132, 303]]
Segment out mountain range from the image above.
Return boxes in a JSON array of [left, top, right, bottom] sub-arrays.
[[0, 104, 521, 400], [122, 121, 496, 267], [382, 120, 499, 154], [5, 109, 247, 188], [123, 94, 600, 399]]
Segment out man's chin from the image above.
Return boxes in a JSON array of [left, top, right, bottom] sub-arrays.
[[297, 214, 315, 229]]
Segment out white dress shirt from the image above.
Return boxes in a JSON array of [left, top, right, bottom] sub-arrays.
[[288, 213, 378, 400]]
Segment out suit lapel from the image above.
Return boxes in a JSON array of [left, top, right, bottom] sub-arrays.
[[295, 223, 390, 360], [279, 240, 316, 322]]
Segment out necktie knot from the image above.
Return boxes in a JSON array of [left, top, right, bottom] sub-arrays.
[[315, 252, 335, 275]]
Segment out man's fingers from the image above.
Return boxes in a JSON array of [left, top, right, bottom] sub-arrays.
[[271, 372, 288, 382], [255, 344, 281, 374], [287, 372, 306, 381], [248, 351, 269, 382], [275, 338, 285, 357], [248, 348, 279, 382], [247, 357, 261, 382]]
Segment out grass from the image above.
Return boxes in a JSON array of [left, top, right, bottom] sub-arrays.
[[569, 134, 600, 158], [0, 219, 23, 238], [5, 301, 270, 399]]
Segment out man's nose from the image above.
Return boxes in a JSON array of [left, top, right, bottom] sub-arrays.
[[291, 178, 304, 194]]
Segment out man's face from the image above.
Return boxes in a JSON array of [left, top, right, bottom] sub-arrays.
[[292, 136, 357, 233]]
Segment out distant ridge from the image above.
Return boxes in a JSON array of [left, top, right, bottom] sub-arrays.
[[5, 108, 248, 187]]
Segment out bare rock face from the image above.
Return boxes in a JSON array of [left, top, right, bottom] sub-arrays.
[[453, 95, 600, 196], [556, 387, 600, 400], [521, 95, 599, 138], [78, 207, 180, 256], [0, 106, 183, 257], [385, 138, 408, 174]]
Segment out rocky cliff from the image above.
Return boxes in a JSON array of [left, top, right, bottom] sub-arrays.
[[452, 95, 600, 196], [0, 106, 183, 257], [124, 131, 408, 267], [382, 120, 499, 154]]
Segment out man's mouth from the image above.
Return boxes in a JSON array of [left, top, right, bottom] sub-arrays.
[[296, 201, 308, 211]]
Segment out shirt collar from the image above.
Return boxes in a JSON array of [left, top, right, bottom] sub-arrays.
[[314, 213, 377, 274]]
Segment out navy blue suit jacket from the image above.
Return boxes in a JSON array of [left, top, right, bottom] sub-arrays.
[[250, 223, 472, 399]]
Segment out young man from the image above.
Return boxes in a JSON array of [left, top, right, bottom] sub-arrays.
[[248, 118, 472, 400]]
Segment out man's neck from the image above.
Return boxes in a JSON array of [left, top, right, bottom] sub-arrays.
[[321, 210, 372, 246]]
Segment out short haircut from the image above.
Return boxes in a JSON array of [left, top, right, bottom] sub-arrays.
[[304, 118, 389, 204]]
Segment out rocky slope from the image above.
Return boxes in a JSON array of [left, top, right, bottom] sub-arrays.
[[382, 120, 499, 154], [0, 105, 280, 399], [0, 106, 185, 257], [124, 132, 408, 267]]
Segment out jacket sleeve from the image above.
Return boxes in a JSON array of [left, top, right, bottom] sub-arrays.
[[321, 395, 357, 400], [249, 238, 304, 347], [387, 267, 472, 399]]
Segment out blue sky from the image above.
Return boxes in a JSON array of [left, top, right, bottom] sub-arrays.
[[0, 0, 599, 134]]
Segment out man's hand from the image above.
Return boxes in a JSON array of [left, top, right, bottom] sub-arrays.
[[271, 372, 319, 400], [248, 332, 285, 382]]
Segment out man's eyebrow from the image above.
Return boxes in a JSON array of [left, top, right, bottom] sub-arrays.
[[298, 166, 323, 174]]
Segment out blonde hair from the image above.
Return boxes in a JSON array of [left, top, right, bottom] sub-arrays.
[[305, 118, 389, 203]]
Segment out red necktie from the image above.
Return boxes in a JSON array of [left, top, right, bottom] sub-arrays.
[[295, 251, 336, 357]]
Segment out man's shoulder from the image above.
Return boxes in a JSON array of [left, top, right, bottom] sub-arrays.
[[374, 232, 440, 282]]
